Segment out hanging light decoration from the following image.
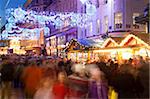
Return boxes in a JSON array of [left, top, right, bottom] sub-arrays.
[[14, 8, 26, 22], [80, 0, 89, 4], [3, 1, 97, 40], [86, 3, 97, 16], [5, 7, 96, 28]]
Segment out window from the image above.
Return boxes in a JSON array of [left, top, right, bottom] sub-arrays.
[[58, 36, 66, 45], [51, 37, 56, 47], [97, 19, 100, 33], [104, 0, 108, 4], [104, 16, 108, 33], [114, 12, 123, 29], [81, 6, 84, 13], [115, 12, 122, 24], [133, 13, 140, 24], [85, 29, 87, 37], [89, 22, 93, 33], [96, 0, 100, 8], [64, 19, 69, 27]]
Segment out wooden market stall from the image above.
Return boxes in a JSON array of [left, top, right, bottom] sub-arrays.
[[64, 38, 103, 62], [93, 37, 125, 61], [94, 33, 150, 61], [119, 33, 150, 58], [64, 39, 87, 62]]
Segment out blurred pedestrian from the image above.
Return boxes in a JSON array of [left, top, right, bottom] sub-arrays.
[[0, 62, 15, 99], [68, 64, 88, 98], [87, 64, 108, 99], [111, 65, 137, 99], [22, 61, 42, 98], [52, 71, 69, 99], [34, 67, 56, 99]]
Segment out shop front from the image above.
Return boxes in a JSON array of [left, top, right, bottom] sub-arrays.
[[57, 35, 66, 57], [20, 40, 40, 55], [49, 36, 57, 56], [0, 40, 9, 55]]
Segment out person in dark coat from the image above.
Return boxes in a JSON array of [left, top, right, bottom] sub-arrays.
[[65, 59, 73, 76], [138, 61, 149, 98], [0, 62, 15, 99], [111, 65, 137, 99], [58, 59, 65, 71]]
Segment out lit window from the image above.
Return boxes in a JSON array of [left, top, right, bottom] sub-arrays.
[[51, 37, 56, 47], [64, 20, 69, 27], [89, 22, 93, 33], [114, 12, 123, 29], [133, 13, 139, 24], [115, 12, 122, 24], [58, 36, 65, 45], [104, 16, 108, 33], [97, 19, 100, 33]]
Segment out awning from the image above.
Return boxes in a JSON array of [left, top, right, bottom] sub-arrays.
[[78, 38, 104, 48], [64, 38, 104, 52]]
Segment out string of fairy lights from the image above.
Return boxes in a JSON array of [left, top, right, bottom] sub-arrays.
[[2, 0, 97, 40]]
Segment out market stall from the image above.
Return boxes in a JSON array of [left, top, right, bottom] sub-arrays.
[[94, 33, 150, 61], [64, 39, 103, 62], [64, 39, 86, 62], [119, 33, 150, 58]]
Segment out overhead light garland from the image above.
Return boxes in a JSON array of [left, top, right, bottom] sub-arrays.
[[7, 0, 97, 27], [2, 1, 97, 40], [5, 7, 95, 28]]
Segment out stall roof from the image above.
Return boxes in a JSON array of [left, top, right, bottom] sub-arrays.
[[131, 33, 150, 45], [78, 38, 104, 48], [64, 38, 104, 52], [119, 33, 150, 47], [111, 37, 125, 44]]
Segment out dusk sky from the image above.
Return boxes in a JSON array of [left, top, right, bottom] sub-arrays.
[[0, 0, 27, 27]]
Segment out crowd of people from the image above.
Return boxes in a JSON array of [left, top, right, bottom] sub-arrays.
[[0, 54, 149, 99]]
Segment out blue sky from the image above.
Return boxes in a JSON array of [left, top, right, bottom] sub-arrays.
[[0, 0, 27, 28]]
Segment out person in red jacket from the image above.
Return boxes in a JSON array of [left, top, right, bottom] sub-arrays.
[[52, 71, 69, 99]]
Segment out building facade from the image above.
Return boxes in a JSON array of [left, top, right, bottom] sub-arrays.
[[135, 3, 149, 33], [45, 0, 78, 56], [78, 0, 148, 39], [25, 0, 148, 56]]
